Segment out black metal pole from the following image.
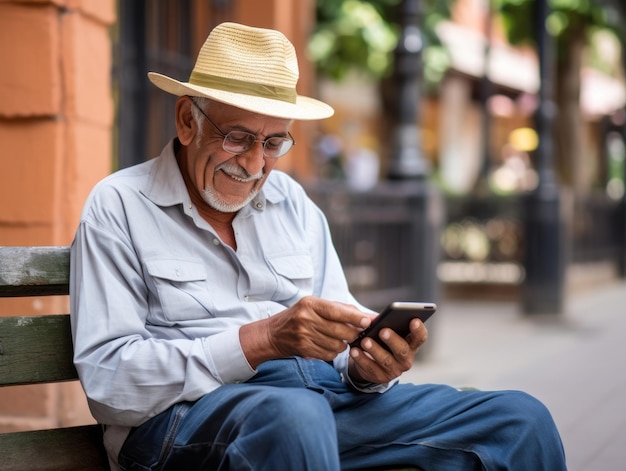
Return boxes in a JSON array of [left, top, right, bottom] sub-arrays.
[[385, 0, 443, 360], [117, 0, 148, 169], [619, 26, 626, 277], [387, 0, 429, 180], [475, 0, 494, 195], [521, 0, 567, 315]]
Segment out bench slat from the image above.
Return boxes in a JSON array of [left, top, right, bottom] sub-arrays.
[[0, 314, 78, 386], [0, 424, 108, 471], [0, 246, 70, 297]]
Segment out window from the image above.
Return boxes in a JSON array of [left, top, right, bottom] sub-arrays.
[[113, 0, 233, 168]]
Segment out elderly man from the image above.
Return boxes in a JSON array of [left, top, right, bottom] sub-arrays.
[[70, 22, 566, 471]]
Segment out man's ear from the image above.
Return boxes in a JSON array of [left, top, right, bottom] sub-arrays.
[[175, 97, 196, 146]]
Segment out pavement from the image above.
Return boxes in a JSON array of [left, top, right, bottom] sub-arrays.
[[401, 278, 626, 471]]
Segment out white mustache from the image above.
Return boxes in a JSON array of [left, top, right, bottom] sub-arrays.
[[217, 162, 263, 182]]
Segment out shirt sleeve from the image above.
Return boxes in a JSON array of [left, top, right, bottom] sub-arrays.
[[70, 217, 256, 428]]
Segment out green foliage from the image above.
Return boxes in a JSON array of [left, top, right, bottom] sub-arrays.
[[309, 0, 624, 91], [309, 0, 401, 80], [589, 28, 623, 75], [497, 0, 622, 53], [309, 0, 454, 83]]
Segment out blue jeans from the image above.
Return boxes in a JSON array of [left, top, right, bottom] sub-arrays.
[[118, 358, 566, 470]]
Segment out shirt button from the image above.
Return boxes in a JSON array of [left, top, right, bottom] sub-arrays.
[[255, 202, 263, 209], [244, 295, 249, 301], [212, 238, 220, 246]]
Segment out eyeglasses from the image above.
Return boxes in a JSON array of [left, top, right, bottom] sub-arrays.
[[190, 99, 295, 158]]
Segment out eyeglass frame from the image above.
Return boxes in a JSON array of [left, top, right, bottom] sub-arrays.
[[189, 99, 296, 158]]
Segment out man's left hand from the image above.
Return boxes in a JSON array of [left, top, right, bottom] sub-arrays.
[[348, 318, 428, 385]]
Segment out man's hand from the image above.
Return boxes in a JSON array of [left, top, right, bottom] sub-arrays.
[[240, 296, 372, 368], [347, 318, 428, 385]]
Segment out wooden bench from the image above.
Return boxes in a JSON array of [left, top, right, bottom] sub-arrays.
[[0, 245, 422, 471], [0, 246, 109, 470]]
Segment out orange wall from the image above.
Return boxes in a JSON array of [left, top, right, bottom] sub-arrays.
[[0, 0, 115, 247], [0, 0, 116, 432]]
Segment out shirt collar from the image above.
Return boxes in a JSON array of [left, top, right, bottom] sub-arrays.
[[141, 139, 189, 208]]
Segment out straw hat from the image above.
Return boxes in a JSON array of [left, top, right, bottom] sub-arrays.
[[148, 22, 334, 121]]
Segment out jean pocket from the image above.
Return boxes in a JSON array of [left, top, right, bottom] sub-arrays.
[[119, 402, 193, 470], [159, 402, 192, 462]]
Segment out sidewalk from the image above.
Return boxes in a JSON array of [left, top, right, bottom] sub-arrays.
[[402, 279, 626, 471]]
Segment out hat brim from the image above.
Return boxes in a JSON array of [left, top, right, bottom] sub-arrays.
[[148, 72, 334, 121]]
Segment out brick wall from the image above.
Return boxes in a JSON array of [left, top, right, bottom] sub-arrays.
[[0, 0, 115, 432]]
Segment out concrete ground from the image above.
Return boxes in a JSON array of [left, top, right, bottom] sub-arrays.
[[402, 279, 626, 471]]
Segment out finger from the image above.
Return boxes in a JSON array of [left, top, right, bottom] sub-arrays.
[[316, 300, 372, 329], [314, 316, 373, 345], [406, 319, 428, 349], [359, 336, 403, 373], [359, 331, 415, 375], [350, 345, 396, 384]]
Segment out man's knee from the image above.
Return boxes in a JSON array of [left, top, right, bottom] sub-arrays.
[[245, 388, 335, 435], [227, 389, 340, 470], [488, 390, 561, 444], [496, 391, 553, 424]]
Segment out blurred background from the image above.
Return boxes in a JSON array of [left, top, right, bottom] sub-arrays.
[[1, 0, 625, 469]]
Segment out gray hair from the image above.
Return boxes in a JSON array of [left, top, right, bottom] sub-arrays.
[[190, 96, 211, 143]]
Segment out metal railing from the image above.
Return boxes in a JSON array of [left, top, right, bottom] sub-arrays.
[[309, 184, 624, 303], [306, 181, 443, 312]]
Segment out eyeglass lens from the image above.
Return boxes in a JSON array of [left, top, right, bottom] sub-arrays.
[[223, 131, 293, 158], [191, 99, 294, 158]]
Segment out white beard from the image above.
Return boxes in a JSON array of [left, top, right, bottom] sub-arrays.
[[201, 186, 259, 213], [202, 162, 263, 213]]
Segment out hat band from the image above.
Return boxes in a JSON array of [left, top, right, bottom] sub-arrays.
[[189, 71, 297, 104]]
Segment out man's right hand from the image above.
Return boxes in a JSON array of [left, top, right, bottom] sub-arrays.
[[240, 296, 372, 368]]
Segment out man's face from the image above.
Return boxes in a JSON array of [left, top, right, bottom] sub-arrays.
[[185, 99, 293, 213]]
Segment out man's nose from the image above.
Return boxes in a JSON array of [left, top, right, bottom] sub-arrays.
[[237, 141, 266, 175]]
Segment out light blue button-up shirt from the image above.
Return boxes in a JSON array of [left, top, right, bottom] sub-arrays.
[[70, 140, 393, 465]]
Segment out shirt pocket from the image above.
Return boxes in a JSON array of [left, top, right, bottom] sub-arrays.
[[145, 258, 215, 322], [268, 254, 314, 303]]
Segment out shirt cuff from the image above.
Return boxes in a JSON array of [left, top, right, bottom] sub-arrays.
[[205, 327, 257, 384]]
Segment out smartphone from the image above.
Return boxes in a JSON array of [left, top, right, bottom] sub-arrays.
[[349, 301, 437, 352]]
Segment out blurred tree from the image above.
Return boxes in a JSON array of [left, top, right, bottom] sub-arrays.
[[308, 0, 454, 175], [497, 0, 625, 192], [309, 0, 454, 89]]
